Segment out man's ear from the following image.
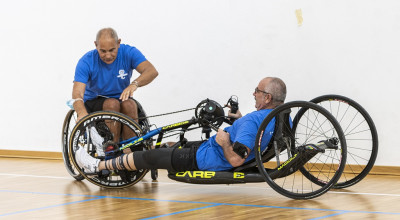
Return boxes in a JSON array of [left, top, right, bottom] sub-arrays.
[[264, 93, 273, 105], [94, 41, 98, 47]]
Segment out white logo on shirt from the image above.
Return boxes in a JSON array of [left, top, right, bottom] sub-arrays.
[[117, 70, 128, 79]]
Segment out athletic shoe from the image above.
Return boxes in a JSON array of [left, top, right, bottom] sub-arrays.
[[75, 147, 100, 173], [90, 126, 105, 157]]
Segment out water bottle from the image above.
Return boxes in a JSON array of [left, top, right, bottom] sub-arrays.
[[66, 98, 83, 110], [66, 99, 75, 110]]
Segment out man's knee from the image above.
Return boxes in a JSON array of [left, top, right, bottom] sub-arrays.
[[121, 99, 138, 115], [103, 98, 121, 111]]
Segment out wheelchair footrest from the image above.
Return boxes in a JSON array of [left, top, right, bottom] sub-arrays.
[[168, 170, 265, 184]]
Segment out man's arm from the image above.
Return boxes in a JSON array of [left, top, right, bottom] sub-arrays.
[[72, 82, 88, 121], [215, 129, 250, 167], [120, 60, 159, 101]]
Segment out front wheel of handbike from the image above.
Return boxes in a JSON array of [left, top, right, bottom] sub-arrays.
[[68, 111, 150, 188], [255, 101, 347, 199]]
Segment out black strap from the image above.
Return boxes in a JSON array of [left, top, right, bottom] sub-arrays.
[[125, 154, 134, 170], [112, 158, 118, 170]]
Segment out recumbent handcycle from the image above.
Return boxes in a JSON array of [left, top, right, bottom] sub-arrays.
[[61, 95, 378, 199]]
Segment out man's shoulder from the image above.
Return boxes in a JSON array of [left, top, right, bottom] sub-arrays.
[[119, 44, 138, 50], [237, 109, 273, 127], [80, 49, 98, 62], [245, 109, 273, 119], [119, 44, 141, 54]]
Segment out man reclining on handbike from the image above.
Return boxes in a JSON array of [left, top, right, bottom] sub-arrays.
[[76, 77, 286, 173]]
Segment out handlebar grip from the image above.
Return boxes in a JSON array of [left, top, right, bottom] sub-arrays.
[[229, 98, 239, 114], [231, 104, 238, 114]]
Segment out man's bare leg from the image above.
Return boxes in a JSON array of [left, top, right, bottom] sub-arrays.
[[102, 98, 122, 142], [120, 99, 138, 138], [98, 152, 137, 171]]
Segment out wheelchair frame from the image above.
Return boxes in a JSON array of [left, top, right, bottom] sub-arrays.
[[62, 94, 378, 200]]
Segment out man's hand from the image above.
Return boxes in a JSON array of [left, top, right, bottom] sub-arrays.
[[120, 84, 138, 101], [216, 128, 247, 167], [76, 113, 88, 122], [215, 129, 231, 147], [226, 105, 242, 119]]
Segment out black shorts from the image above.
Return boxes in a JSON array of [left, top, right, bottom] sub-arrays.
[[133, 141, 204, 172], [84, 96, 108, 113], [84, 96, 135, 113]]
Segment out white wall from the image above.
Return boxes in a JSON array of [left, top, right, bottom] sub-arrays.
[[0, 0, 399, 166]]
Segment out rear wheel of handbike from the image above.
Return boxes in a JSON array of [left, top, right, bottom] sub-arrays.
[[254, 101, 347, 199], [309, 94, 378, 189]]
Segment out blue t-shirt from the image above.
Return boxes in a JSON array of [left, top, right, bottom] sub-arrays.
[[196, 109, 276, 171], [74, 44, 147, 101]]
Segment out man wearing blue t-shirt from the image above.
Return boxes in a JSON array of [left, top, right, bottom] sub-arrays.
[[71, 28, 158, 153], [72, 27, 158, 123], [76, 77, 287, 173]]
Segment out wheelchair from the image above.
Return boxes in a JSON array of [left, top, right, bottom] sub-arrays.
[[65, 95, 378, 199], [61, 98, 154, 182]]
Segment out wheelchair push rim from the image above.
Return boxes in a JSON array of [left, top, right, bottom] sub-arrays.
[[255, 101, 347, 200], [68, 111, 150, 188]]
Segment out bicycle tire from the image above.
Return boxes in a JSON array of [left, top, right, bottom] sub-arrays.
[[68, 111, 149, 188], [61, 109, 84, 180], [310, 94, 378, 188], [255, 101, 347, 199]]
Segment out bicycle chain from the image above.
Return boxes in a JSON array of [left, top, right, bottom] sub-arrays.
[[135, 105, 229, 121], [134, 107, 196, 121]]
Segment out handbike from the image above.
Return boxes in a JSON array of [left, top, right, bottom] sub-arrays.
[[66, 95, 377, 199]]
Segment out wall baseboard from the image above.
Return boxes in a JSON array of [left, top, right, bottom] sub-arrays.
[[0, 149, 398, 176], [0, 149, 62, 160]]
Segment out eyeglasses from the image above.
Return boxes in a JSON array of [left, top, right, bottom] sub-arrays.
[[254, 87, 270, 95]]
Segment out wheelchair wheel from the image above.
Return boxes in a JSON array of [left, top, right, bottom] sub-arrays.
[[255, 101, 347, 199], [310, 95, 378, 189], [68, 111, 150, 188], [61, 110, 84, 181]]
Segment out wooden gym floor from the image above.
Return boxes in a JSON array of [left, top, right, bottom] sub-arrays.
[[0, 157, 399, 219]]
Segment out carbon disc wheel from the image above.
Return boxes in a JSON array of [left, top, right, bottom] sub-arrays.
[[68, 111, 149, 188]]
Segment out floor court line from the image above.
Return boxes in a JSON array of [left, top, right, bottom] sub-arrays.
[[0, 173, 71, 180], [309, 211, 349, 220]]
